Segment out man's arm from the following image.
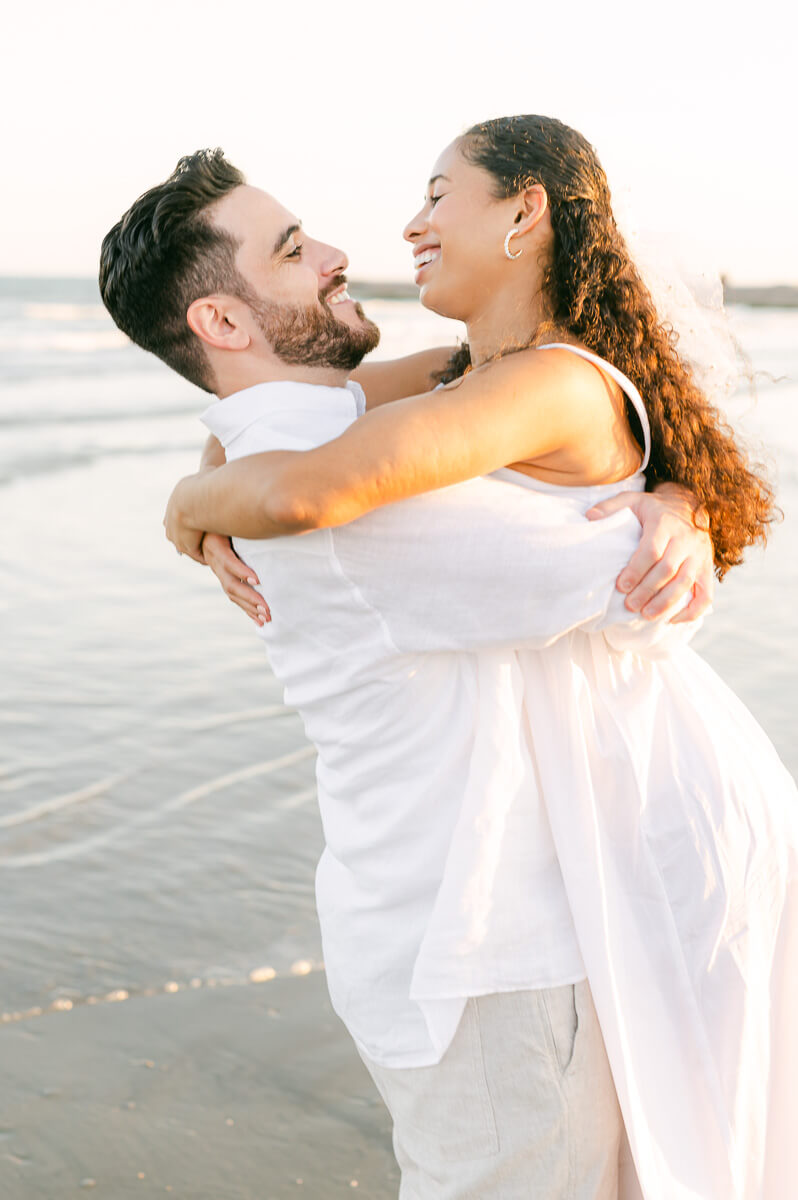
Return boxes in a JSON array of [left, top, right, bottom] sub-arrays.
[[200, 477, 713, 632], [587, 483, 713, 624], [182, 419, 684, 656], [302, 477, 696, 656], [350, 346, 455, 409]]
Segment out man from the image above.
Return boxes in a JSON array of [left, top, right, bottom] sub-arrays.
[[100, 149, 712, 1197]]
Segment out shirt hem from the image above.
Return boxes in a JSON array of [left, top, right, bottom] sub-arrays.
[[353, 972, 590, 1070]]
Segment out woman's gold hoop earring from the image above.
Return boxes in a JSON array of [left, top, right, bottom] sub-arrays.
[[504, 229, 523, 260]]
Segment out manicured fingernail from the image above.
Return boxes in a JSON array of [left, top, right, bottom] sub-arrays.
[[257, 606, 267, 616], [618, 575, 632, 592], [247, 577, 257, 585]]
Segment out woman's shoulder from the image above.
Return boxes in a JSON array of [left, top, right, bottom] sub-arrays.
[[467, 343, 645, 483], [459, 341, 618, 412]]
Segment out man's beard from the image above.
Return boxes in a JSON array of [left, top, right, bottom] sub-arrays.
[[248, 278, 380, 371]]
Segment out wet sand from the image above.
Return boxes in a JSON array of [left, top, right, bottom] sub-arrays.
[[1, 971, 397, 1199]]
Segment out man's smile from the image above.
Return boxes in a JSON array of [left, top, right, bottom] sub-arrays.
[[325, 282, 352, 307]]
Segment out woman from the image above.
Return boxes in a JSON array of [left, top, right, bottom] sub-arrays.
[[166, 116, 797, 1198]]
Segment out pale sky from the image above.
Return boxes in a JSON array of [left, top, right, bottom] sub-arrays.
[[4, 0, 796, 284]]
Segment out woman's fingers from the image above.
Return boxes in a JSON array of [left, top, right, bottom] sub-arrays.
[[222, 572, 270, 623], [201, 533, 260, 583], [226, 577, 269, 623], [211, 538, 260, 585], [203, 535, 271, 625]]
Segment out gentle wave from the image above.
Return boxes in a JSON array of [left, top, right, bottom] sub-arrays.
[[0, 330, 128, 352], [162, 704, 295, 732], [23, 302, 110, 322], [0, 952, 324, 1026], [0, 404, 199, 430], [0, 749, 317, 870], [0, 441, 201, 487], [0, 774, 126, 830]]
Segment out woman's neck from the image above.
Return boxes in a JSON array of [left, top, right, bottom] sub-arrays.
[[465, 283, 549, 367]]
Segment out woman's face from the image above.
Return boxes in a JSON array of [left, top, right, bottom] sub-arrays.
[[403, 139, 519, 323]]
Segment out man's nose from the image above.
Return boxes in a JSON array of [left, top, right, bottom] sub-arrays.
[[319, 243, 348, 281]]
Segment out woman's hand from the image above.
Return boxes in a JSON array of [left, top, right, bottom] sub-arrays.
[[202, 533, 271, 626], [163, 474, 209, 562], [586, 484, 714, 623]]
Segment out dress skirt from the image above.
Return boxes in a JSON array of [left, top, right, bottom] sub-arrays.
[[521, 632, 798, 1200]]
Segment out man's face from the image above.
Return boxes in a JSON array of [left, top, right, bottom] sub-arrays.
[[210, 185, 379, 368]]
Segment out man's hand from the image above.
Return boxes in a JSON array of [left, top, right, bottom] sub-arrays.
[[203, 533, 270, 626], [163, 474, 208, 563], [586, 484, 714, 624]]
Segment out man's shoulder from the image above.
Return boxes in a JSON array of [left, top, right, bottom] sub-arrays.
[[226, 413, 359, 460], [204, 379, 362, 452]]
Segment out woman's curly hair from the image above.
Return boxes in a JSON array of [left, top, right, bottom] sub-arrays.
[[440, 115, 775, 577]]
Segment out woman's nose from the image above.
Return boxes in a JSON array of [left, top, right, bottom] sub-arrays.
[[403, 207, 427, 243]]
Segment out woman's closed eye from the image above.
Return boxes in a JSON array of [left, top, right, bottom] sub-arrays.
[[286, 243, 303, 258]]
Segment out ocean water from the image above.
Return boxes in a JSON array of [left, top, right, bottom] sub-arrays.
[[1, 278, 796, 1020]]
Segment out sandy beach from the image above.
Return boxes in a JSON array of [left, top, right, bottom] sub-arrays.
[[1, 971, 397, 1199]]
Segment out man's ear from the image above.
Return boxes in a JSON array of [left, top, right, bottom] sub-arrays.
[[186, 296, 251, 352], [512, 183, 549, 238]]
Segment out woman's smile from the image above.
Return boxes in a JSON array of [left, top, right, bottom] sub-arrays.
[[412, 244, 441, 282]]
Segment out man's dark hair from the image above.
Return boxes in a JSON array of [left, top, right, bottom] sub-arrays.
[[99, 148, 250, 392]]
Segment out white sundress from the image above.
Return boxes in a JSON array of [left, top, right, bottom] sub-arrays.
[[497, 344, 798, 1200]]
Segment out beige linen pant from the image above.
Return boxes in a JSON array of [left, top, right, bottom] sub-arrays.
[[359, 980, 632, 1199]]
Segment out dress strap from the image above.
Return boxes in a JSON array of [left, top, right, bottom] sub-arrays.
[[537, 342, 651, 472]]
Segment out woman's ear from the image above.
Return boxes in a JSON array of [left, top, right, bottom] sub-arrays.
[[513, 184, 549, 238], [186, 297, 251, 352]]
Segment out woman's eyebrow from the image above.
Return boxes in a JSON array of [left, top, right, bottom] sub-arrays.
[[272, 222, 302, 256], [428, 175, 450, 188]]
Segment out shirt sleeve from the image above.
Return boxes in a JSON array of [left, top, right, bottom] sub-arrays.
[[329, 476, 693, 655]]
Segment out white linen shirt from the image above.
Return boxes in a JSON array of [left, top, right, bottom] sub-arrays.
[[201, 378, 672, 1068]]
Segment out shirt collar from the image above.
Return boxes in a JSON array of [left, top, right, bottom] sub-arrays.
[[200, 379, 366, 448]]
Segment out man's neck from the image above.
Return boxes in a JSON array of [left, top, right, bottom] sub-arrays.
[[215, 361, 351, 400]]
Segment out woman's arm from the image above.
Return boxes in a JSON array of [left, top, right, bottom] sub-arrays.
[[165, 347, 714, 624], [165, 348, 602, 551], [351, 346, 455, 409], [199, 434, 227, 471]]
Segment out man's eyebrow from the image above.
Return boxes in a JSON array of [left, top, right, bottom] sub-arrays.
[[272, 222, 301, 256]]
